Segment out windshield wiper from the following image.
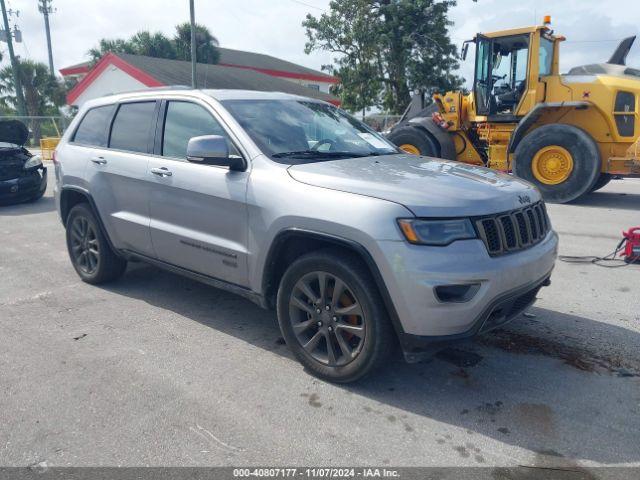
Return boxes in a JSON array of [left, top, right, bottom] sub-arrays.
[[272, 150, 381, 159]]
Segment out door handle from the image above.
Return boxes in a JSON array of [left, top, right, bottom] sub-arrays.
[[90, 156, 107, 165], [150, 167, 173, 177]]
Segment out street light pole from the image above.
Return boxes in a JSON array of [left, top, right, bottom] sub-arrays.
[[189, 0, 197, 88], [0, 0, 26, 116], [38, 0, 55, 77]]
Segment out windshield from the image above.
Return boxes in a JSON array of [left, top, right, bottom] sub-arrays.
[[220, 99, 398, 163]]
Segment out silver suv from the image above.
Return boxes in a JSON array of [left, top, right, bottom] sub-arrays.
[[54, 89, 557, 382]]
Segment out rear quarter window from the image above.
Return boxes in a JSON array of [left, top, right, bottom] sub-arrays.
[[72, 105, 115, 147]]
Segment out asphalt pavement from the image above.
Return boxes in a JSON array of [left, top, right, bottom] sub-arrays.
[[1, 168, 639, 467]]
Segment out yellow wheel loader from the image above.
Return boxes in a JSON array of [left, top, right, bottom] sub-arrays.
[[387, 18, 640, 203]]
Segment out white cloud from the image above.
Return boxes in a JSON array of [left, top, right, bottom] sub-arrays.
[[4, 0, 640, 88]]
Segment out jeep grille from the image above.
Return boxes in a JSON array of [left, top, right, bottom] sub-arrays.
[[475, 202, 551, 256]]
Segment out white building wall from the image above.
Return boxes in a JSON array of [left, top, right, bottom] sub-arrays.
[[72, 66, 148, 107], [282, 77, 335, 94]]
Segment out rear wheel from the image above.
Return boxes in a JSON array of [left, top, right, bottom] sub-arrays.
[[514, 124, 601, 203], [388, 126, 439, 157], [66, 203, 127, 284], [276, 250, 393, 383]]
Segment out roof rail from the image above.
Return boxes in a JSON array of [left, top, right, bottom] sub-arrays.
[[119, 85, 194, 95]]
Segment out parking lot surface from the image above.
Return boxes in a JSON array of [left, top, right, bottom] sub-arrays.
[[1, 168, 639, 467]]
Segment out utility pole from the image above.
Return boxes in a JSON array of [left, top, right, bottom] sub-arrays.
[[38, 0, 55, 77], [189, 0, 197, 88], [0, 0, 26, 115]]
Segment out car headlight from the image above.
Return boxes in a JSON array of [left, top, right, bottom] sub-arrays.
[[24, 155, 43, 169], [397, 218, 477, 246]]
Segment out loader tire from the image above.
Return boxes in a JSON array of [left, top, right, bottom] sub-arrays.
[[388, 126, 439, 157], [589, 174, 612, 193], [514, 124, 601, 204]]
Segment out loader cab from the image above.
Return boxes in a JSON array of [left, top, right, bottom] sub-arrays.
[[470, 27, 557, 120]]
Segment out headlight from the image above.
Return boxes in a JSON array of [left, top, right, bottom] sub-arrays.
[[397, 218, 477, 246], [24, 155, 43, 169]]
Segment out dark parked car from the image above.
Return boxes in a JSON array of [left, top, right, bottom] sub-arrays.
[[0, 120, 47, 205]]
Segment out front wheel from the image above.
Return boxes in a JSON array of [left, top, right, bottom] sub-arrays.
[[276, 250, 394, 383], [514, 124, 601, 203], [66, 203, 127, 284], [387, 126, 439, 157]]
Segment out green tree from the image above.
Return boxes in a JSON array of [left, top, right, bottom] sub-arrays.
[[304, 0, 382, 117], [88, 38, 136, 63], [130, 31, 177, 59], [88, 24, 220, 65], [173, 23, 220, 64], [304, 0, 463, 114], [0, 59, 66, 142]]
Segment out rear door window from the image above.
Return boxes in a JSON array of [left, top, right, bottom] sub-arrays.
[[109, 101, 157, 154], [73, 105, 115, 147], [162, 101, 239, 159]]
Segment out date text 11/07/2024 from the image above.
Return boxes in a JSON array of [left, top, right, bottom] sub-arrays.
[[232, 468, 400, 478]]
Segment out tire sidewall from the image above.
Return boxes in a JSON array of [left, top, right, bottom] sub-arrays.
[[276, 252, 386, 383], [514, 125, 601, 203], [590, 173, 612, 193]]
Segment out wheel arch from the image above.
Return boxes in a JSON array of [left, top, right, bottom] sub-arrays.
[[261, 229, 404, 336], [508, 101, 611, 154], [60, 186, 122, 257], [60, 186, 92, 226]]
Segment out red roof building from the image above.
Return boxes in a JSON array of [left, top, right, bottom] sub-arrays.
[[61, 48, 339, 107]]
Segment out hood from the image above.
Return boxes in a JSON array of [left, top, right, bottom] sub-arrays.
[[287, 154, 540, 217], [0, 120, 29, 146]]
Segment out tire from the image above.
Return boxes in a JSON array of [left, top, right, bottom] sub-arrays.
[[388, 126, 439, 157], [276, 249, 394, 383], [65, 203, 127, 284], [589, 174, 612, 193], [514, 124, 601, 204]]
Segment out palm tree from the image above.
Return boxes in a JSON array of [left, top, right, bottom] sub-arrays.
[[88, 38, 137, 64], [129, 31, 177, 59], [174, 23, 220, 64], [0, 59, 65, 143], [89, 24, 220, 65]]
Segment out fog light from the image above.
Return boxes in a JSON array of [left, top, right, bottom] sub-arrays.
[[434, 283, 480, 303]]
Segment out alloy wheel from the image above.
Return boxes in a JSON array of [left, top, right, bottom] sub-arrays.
[[288, 271, 366, 367], [69, 216, 100, 275]]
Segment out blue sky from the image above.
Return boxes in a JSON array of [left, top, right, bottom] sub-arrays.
[[5, 0, 640, 89]]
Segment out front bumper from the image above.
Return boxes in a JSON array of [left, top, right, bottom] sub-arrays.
[[373, 230, 558, 360], [0, 167, 47, 204], [399, 272, 551, 362]]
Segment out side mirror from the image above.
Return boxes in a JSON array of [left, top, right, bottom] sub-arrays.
[[186, 135, 245, 171], [461, 41, 470, 61]]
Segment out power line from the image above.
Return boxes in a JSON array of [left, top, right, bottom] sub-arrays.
[[564, 39, 629, 43], [0, 0, 26, 115], [289, 0, 324, 11]]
